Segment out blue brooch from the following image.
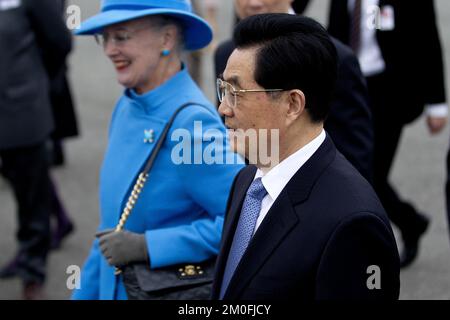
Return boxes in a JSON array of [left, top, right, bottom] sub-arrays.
[[144, 129, 155, 144]]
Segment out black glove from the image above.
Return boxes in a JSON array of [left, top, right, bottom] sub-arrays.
[[96, 229, 149, 267]]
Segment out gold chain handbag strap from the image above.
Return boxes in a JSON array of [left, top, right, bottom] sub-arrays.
[[113, 102, 207, 275], [116, 172, 148, 232]]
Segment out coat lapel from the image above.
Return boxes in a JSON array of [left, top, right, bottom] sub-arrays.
[[99, 101, 167, 228], [223, 190, 299, 299], [212, 165, 256, 298], [222, 166, 257, 247], [223, 135, 337, 299]]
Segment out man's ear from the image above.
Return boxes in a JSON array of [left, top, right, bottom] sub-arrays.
[[285, 89, 306, 124]]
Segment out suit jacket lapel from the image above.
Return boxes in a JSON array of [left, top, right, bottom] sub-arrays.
[[212, 165, 256, 298], [222, 166, 257, 246], [99, 103, 167, 228], [223, 190, 299, 299], [223, 135, 337, 299]]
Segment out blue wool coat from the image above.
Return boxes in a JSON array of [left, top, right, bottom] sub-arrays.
[[72, 67, 244, 300]]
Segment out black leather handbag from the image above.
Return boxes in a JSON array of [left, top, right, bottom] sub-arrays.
[[115, 102, 215, 300], [121, 259, 215, 300]]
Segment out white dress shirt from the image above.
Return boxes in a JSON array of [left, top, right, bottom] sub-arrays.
[[348, 0, 385, 77], [251, 130, 326, 235], [348, 0, 447, 117]]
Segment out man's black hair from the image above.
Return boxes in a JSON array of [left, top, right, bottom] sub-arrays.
[[233, 13, 338, 122]]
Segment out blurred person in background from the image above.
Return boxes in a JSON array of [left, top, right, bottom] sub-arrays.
[[0, 0, 72, 299], [48, 0, 80, 168], [72, 0, 243, 300], [215, 0, 374, 182], [43, 0, 76, 250], [185, 0, 203, 84], [203, 0, 220, 51], [185, 0, 219, 86], [328, 0, 448, 268], [292, 0, 311, 14]]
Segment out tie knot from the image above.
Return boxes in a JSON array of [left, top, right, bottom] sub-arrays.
[[247, 178, 267, 201]]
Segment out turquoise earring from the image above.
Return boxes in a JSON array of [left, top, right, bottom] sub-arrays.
[[161, 49, 170, 57]]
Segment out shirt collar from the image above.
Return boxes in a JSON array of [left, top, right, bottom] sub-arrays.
[[255, 130, 326, 201]]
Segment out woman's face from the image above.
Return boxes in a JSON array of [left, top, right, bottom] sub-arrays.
[[102, 17, 166, 93]]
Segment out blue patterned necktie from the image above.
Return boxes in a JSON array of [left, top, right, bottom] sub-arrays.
[[220, 177, 268, 299]]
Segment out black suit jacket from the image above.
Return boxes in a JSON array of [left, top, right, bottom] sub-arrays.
[[212, 136, 400, 300], [0, 0, 71, 149], [328, 0, 447, 123], [214, 38, 373, 182], [48, 0, 79, 140]]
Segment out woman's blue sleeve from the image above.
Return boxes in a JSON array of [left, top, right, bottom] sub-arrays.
[[146, 105, 244, 268]]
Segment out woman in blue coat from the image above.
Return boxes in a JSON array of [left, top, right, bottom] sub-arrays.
[[72, 0, 244, 300]]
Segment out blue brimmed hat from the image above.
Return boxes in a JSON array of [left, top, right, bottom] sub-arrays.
[[75, 0, 213, 50]]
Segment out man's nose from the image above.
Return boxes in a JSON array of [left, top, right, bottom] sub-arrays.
[[218, 101, 234, 118]]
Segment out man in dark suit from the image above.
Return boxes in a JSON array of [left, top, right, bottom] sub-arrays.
[[328, 0, 448, 268], [212, 13, 400, 300], [215, 0, 374, 182], [0, 0, 71, 299]]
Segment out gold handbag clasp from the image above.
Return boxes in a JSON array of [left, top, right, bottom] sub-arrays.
[[178, 265, 204, 278]]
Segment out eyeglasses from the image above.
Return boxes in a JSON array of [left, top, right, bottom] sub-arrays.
[[216, 78, 284, 109], [94, 26, 149, 47]]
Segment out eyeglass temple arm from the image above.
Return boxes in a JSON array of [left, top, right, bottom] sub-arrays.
[[237, 88, 284, 93]]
